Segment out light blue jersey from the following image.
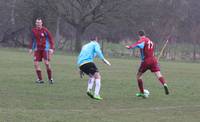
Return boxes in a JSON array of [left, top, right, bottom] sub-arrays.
[[77, 41, 105, 66]]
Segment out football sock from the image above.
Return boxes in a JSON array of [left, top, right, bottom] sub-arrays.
[[36, 70, 42, 80], [47, 68, 52, 80], [87, 77, 95, 91], [137, 79, 144, 93], [94, 79, 101, 96], [158, 77, 166, 85]]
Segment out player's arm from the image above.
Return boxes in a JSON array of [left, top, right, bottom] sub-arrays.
[[29, 31, 36, 55], [29, 39, 33, 55], [46, 28, 55, 54], [126, 40, 145, 49], [102, 59, 111, 66], [94, 43, 111, 66], [79, 70, 84, 78]]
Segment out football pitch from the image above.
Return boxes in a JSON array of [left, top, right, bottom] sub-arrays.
[[0, 48, 200, 122]]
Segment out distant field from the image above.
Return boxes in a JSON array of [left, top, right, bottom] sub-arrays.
[[0, 48, 200, 122]]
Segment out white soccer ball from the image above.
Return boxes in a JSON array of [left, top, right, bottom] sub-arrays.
[[144, 89, 150, 97]]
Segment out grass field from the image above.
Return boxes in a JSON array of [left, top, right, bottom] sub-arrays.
[[0, 48, 200, 122]]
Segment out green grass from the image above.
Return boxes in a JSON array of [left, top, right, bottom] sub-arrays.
[[0, 48, 200, 122]]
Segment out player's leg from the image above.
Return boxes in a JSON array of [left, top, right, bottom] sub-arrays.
[[79, 63, 96, 98], [136, 71, 146, 97], [34, 51, 44, 83], [154, 71, 165, 85], [87, 76, 95, 93], [86, 75, 95, 98], [150, 58, 169, 95], [136, 72, 144, 93], [43, 51, 54, 84], [44, 60, 54, 84], [93, 72, 103, 100], [136, 62, 148, 97], [154, 71, 169, 95], [34, 61, 44, 83], [85, 63, 102, 100]]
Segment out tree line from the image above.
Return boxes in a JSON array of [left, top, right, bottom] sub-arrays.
[[0, 0, 200, 61]]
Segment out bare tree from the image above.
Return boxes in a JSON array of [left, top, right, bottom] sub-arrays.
[[47, 0, 127, 52]]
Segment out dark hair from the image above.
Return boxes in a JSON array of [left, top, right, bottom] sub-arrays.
[[90, 36, 98, 41], [138, 30, 145, 36], [36, 17, 42, 21]]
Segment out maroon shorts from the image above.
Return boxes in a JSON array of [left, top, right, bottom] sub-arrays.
[[34, 50, 50, 62], [138, 57, 160, 73]]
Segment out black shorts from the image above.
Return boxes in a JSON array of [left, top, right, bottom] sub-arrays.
[[79, 62, 98, 76]]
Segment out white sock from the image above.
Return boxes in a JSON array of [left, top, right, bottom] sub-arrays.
[[94, 79, 101, 96], [87, 77, 95, 91]]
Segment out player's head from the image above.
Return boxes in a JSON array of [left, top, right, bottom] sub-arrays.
[[138, 30, 145, 37], [90, 36, 99, 42], [35, 18, 43, 29]]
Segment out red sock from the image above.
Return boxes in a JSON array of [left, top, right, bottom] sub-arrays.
[[158, 77, 166, 85], [47, 68, 52, 80], [36, 70, 42, 80], [137, 79, 144, 93]]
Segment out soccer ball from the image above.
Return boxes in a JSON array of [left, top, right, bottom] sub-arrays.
[[144, 89, 150, 97]]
